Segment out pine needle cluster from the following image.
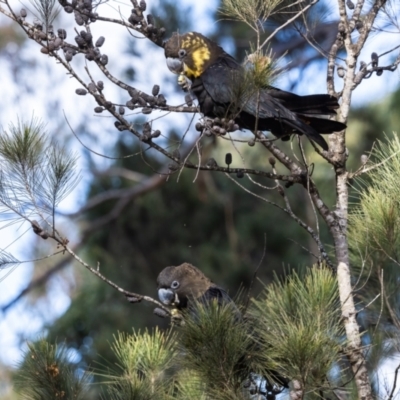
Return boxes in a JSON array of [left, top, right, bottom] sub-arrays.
[[178, 300, 256, 400], [13, 269, 345, 399], [250, 267, 343, 392], [29, 0, 60, 31], [349, 134, 400, 323], [220, 0, 318, 30], [350, 136, 400, 263], [101, 328, 177, 400], [13, 339, 90, 399], [225, 49, 283, 128], [220, 0, 285, 27], [0, 119, 79, 241], [243, 46, 284, 90]]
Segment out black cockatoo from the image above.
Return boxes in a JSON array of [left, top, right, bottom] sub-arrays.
[[156, 263, 288, 399], [164, 31, 346, 150], [157, 262, 232, 310]]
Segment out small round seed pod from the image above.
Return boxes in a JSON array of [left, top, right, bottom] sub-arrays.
[[94, 107, 104, 113], [129, 14, 142, 24], [76, 88, 87, 95], [137, 97, 147, 107], [147, 14, 154, 25], [57, 29, 67, 39], [74, 12, 84, 25], [146, 96, 156, 106], [88, 82, 97, 93], [128, 88, 138, 98], [95, 36, 105, 47], [126, 100, 134, 110], [97, 80, 104, 90], [118, 106, 125, 115], [85, 52, 95, 61], [225, 153, 232, 166], [151, 130, 161, 138], [20, 8, 27, 17], [54, 38, 63, 48], [371, 52, 378, 68], [219, 128, 226, 135], [65, 51, 73, 62], [142, 107, 152, 114], [99, 54, 108, 65], [75, 35, 86, 47], [157, 94, 166, 106], [153, 308, 168, 318], [236, 170, 244, 178], [139, 0, 146, 11], [84, 32, 93, 44], [269, 157, 276, 166], [152, 84, 160, 96]]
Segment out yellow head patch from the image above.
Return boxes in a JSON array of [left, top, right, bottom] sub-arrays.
[[164, 32, 224, 80], [181, 35, 211, 79]]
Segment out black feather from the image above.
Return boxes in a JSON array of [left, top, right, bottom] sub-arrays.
[[165, 32, 347, 150]]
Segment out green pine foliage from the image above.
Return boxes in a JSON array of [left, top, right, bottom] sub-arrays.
[[100, 328, 177, 400], [0, 119, 79, 227], [250, 267, 343, 393], [12, 269, 351, 399], [220, 0, 286, 27], [177, 300, 256, 400], [350, 135, 400, 263], [13, 339, 90, 400], [349, 134, 400, 334]]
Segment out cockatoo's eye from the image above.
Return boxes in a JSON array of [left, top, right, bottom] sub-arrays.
[[178, 49, 187, 58], [171, 280, 180, 289]]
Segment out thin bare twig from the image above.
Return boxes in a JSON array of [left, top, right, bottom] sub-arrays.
[[388, 363, 400, 400], [244, 233, 267, 313], [57, 239, 170, 314], [260, 0, 318, 49]]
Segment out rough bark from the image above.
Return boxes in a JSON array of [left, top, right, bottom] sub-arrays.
[[324, 1, 382, 398]]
